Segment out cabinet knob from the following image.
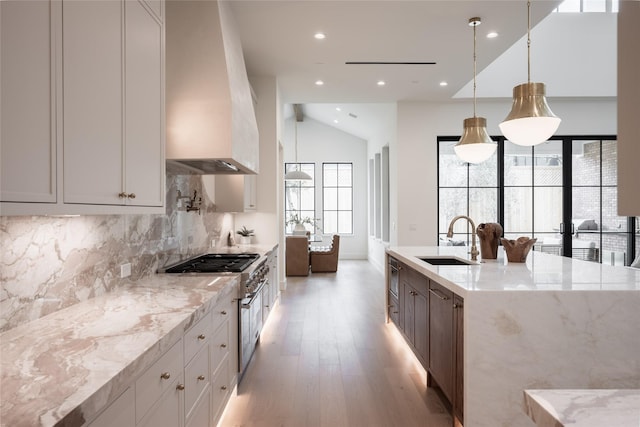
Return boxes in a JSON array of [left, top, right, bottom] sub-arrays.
[[127, 193, 136, 199], [220, 343, 227, 349], [197, 375, 205, 381], [118, 192, 127, 199], [221, 310, 227, 315], [176, 384, 185, 391], [221, 385, 227, 391], [160, 372, 171, 380], [197, 334, 206, 340]]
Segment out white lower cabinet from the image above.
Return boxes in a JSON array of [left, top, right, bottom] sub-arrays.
[[86, 285, 239, 427], [185, 388, 211, 427], [88, 387, 135, 427], [137, 374, 184, 427]]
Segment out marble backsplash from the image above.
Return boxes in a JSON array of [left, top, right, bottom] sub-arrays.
[[0, 173, 234, 332]]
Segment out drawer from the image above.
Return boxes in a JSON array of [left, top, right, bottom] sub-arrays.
[[211, 319, 229, 376], [136, 338, 183, 423], [211, 356, 230, 423], [184, 311, 212, 364], [184, 344, 210, 419], [212, 290, 234, 333]]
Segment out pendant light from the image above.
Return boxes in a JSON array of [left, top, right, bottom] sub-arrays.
[[284, 117, 312, 181], [499, 0, 561, 146], [454, 17, 497, 164]]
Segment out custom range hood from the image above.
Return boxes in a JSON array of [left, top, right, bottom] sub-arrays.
[[165, 0, 259, 174]]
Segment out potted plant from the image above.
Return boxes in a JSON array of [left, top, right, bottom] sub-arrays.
[[236, 226, 254, 245]]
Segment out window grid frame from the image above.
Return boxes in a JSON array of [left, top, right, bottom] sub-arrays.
[[322, 162, 354, 235]]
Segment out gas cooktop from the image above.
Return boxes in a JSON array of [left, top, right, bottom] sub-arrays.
[[163, 253, 260, 273]]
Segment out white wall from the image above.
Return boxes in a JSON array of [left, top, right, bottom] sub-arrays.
[[284, 116, 368, 259], [395, 98, 617, 248], [365, 104, 397, 274]]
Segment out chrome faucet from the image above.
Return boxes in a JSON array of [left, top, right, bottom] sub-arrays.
[[447, 215, 479, 261]]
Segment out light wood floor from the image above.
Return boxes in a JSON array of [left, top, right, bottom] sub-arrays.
[[219, 260, 452, 427]]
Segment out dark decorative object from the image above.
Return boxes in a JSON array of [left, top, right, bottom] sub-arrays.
[[500, 237, 537, 263], [476, 222, 503, 259]]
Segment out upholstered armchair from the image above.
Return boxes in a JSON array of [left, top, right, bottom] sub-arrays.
[[285, 236, 310, 276], [310, 235, 340, 273]]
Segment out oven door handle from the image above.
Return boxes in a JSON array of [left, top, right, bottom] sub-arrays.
[[241, 279, 267, 309]]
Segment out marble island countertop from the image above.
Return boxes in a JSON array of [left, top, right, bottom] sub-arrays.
[[387, 246, 640, 426], [524, 389, 640, 426], [387, 246, 640, 297], [0, 273, 239, 427]]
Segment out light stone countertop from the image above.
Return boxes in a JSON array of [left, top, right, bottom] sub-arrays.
[[0, 273, 239, 427], [386, 246, 640, 426], [523, 389, 640, 426], [387, 246, 640, 297]]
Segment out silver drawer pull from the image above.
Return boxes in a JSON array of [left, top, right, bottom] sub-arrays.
[[221, 385, 227, 391], [176, 384, 185, 391], [197, 334, 206, 340], [160, 372, 171, 380], [220, 343, 227, 349], [221, 310, 227, 315], [197, 375, 205, 381], [429, 288, 450, 301]]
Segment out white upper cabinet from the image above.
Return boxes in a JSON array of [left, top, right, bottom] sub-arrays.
[[64, 0, 164, 209], [0, 0, 58, 204], [124, 0, 164, 207], [63, 0, 124, 205], [1, 0, 165, 215]]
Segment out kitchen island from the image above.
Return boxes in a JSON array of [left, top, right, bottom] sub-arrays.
[[387, 246, 640, 427]]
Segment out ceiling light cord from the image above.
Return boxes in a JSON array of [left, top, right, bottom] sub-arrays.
[[527, 0, 531, 84], [473, 18, 477, 118]]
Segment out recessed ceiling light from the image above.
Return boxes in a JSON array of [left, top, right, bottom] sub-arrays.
[[315, 80, 324, 86], [377, 80, 386, 86], [336, 107, 341, 112], [333, 119, 339, 124], [314, 32, 326, 40], [439, 81, 448, 87], [487, 32, 499, 39]]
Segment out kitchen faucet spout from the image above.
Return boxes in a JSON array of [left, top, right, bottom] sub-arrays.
[[447, 215, 480, 261]]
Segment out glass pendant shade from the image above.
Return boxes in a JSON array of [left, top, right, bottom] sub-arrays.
[[499, 82, 561, 146], [454, 117, 497, 164]]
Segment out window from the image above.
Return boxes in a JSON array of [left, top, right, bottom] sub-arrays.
[[284, 163, 315, 234], [323, 163, 353, 234], [554, 0, 618, 13], [438, 140, 498, 245], [437, 136, 637, 266]]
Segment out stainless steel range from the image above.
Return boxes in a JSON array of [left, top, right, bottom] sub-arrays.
[[160, 252, 269, 379]]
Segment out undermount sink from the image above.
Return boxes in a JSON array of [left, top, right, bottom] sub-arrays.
[[418, 257, 474, 266]]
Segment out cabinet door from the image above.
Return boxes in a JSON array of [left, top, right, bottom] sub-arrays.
[[428, 281, 454, 402], [388, 291, 399, 326], [244, 175, 257, 211], [1, 0, 57, 203], [185, 387, 211, 427], [63, 0, 123, 205], [138, 376, 185, 427], [402, 281, 414, 342], [88, 387, 135, 427], [453, 295, 464, 424], [124, 0, 163, 207], [413, 289, 429, 365]]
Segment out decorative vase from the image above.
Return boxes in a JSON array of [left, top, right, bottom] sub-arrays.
[[293, 223, 307, 235], [476, 222, 503, 259], [500, 237, 537, 263]]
